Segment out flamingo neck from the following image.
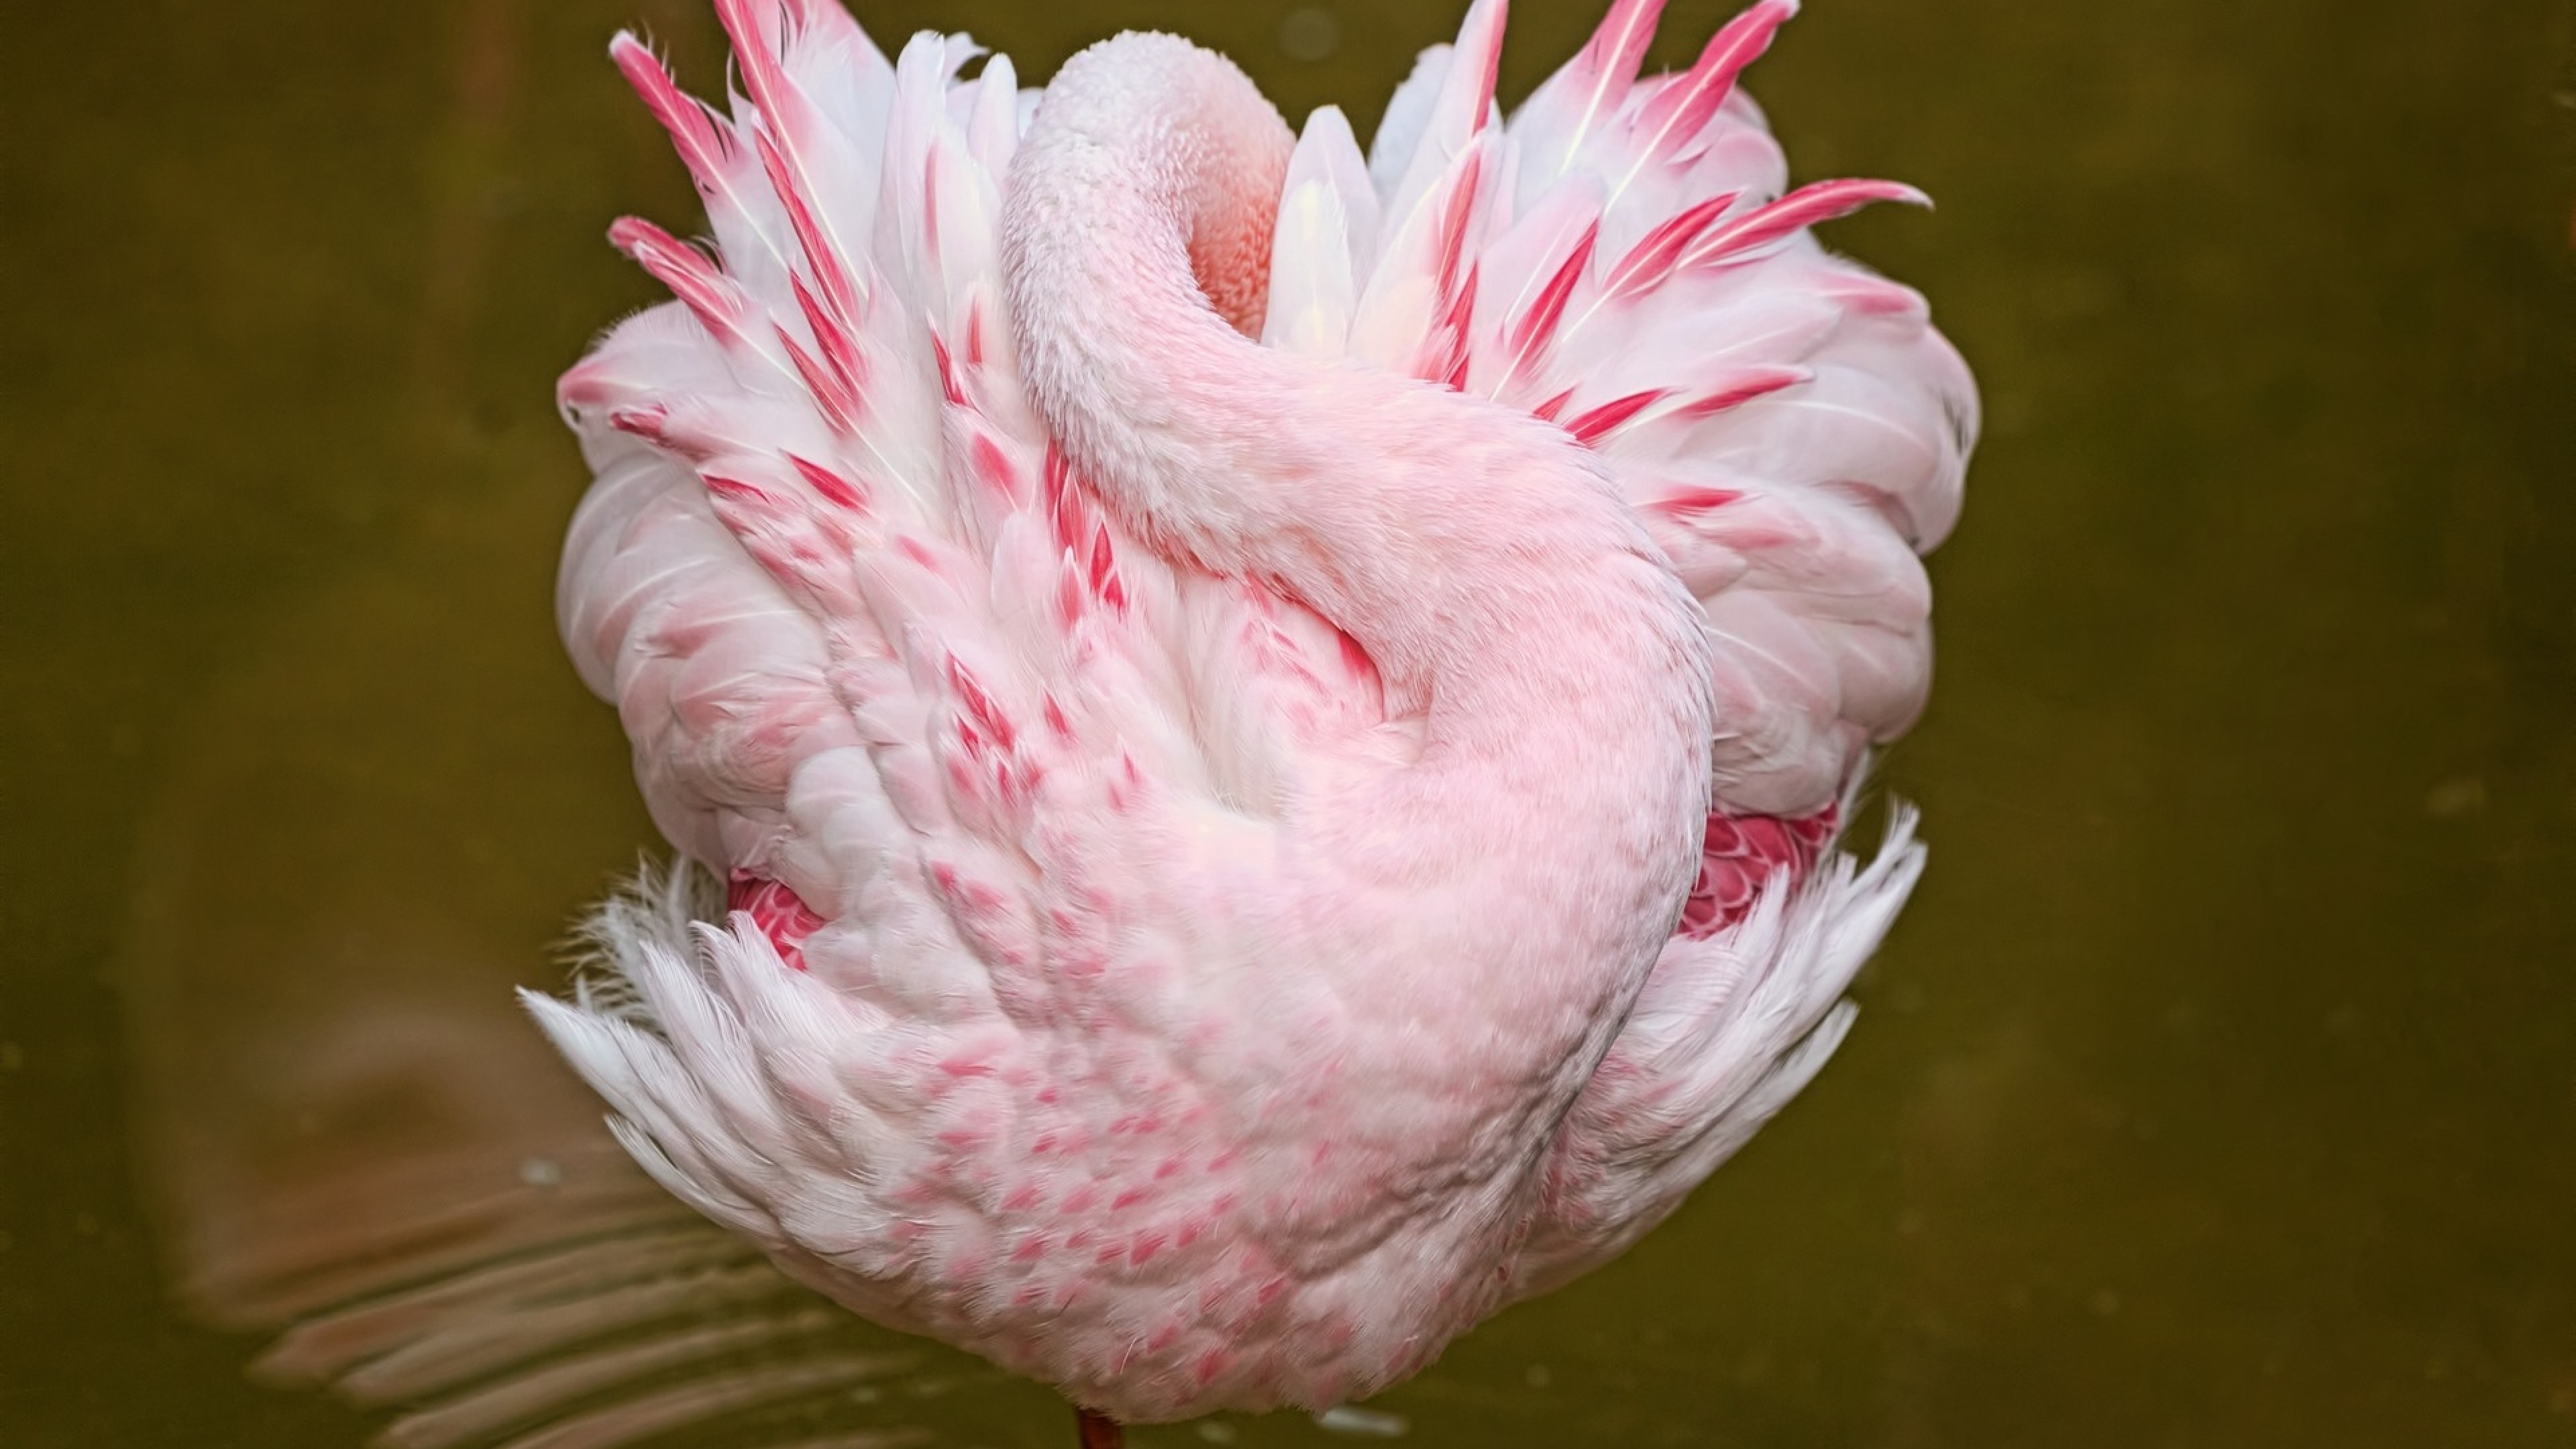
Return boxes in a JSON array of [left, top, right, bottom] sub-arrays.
[[1005, 36, 1706, 722]]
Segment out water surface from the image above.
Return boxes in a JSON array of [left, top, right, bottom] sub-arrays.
[[3, 1, 2572, 1444]]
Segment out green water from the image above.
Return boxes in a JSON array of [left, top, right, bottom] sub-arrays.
[[4, 0, 2571, 1444]]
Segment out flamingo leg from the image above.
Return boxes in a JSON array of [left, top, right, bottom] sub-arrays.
[[1077, 1407, 1126, 1449]]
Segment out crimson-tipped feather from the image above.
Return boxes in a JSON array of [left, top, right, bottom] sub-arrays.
[[1515, 0, 1664, 193], [1566, 388, 1667, 446], [753, 127, 865, 326], [610, 34, 737, 199], [1502, 220, 1599, 382], [1385, 0, 1507, 223], [1681, 178, 1928, 269], [1452, 0, 1507, 140], [928, 329, 968, 407], [1676, 364, 1810, 419], [1601, 191, 1741, 305], [1568, 0, 1664, 148], [1629, 0, 1797, 168], [610, 30, 809, 303], [1434, 262, 1480, 390], [1413, 144, 1491, 384], [786, 270, 865, 402], [1432, 150, 1484, 304], [777, 325, 861, 433], [608, 217, 751, 348], [787, 452, 869, 512], [716, 0, 875, 309]]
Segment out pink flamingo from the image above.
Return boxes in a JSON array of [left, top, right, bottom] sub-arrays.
[[526, 0, 1973, 1440]]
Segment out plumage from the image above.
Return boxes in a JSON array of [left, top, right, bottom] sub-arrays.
[[529, 0, 1973, 1430]]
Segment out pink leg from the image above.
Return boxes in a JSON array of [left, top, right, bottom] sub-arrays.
[[1077, 1406, 1125, 1449]]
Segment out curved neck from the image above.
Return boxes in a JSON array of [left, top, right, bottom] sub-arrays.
[[1002, 36, 1713, 976], [1005, 37, 1705, 707]]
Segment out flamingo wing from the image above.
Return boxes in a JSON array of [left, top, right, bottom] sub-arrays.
[[1291, 0, 1973, 817], [535, 8, 1394, 1395], [1264, 0, 1973, 1283]]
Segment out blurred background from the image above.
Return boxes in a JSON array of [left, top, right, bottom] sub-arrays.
[[2, 0, 2571, 1444]]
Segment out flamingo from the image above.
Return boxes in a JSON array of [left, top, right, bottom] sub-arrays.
[[525, 0, 1974, 1442]]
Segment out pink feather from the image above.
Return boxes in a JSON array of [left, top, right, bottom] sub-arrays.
[[1682, 176, 1932, 269], [1627, 0, 1799, 168]]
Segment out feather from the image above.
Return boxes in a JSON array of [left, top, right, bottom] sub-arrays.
[[609, 34, 798, 309], [1608, 0, 1797, 205], [1680, 177, 1929, 270], [1348, 134, 1495, 378], [717, 0, 872, 320], [1471, 178, 1603, 390], [1261, 103, 1381, 361], [1378, 0, 1505, 236], [1263, 175, 1360, 358], [1511, 0, 1666, 200], [1366, 44, 1452, 198]]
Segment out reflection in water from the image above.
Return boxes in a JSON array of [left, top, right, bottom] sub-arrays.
[[114, 512, 976, 1446]]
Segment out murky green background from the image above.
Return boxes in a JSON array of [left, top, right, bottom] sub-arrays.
[[4, 0, 2572, 1444]]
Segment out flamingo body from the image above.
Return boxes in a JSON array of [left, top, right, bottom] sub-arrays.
[[528, 0, 1972, 1423]]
